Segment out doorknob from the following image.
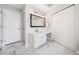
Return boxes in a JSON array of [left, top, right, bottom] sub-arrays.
[[23, 28, 25, 30]]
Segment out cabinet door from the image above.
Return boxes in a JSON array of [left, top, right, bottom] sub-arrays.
[[0, 8, 2, 46], [35, 34, 41, 48], [35, 33, 46, 48], [3, 8, 21, 45]]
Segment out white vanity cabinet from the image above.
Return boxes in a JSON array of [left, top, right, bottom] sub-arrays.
[[34, 32, 46, 48], [28, 31, 47, 49]]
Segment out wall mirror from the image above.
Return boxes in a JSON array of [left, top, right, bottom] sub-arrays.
[[30, 14, 45, 27]]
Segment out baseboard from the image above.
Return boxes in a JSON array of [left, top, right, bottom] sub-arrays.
[[75, 50, 79, 54], [5, 40, 21, 46], [53, 40, 78, 54]]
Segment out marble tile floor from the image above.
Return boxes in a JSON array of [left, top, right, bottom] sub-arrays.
[[0, 41, 77, 55]]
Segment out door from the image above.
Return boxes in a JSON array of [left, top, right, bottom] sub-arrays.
[[52, 6, 76, 50], [0, 8, 3, 47], [75, 5, 79, 50], [3, 8, 21, 45]]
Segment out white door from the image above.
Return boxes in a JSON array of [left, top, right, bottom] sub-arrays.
[[52, 6, 76, 50], [0, 8, 3, 46], [75, 5, 79, 50], [3, 8, 21, 45]]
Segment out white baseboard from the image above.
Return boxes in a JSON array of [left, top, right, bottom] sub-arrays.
[[75, 50, 79, 54]]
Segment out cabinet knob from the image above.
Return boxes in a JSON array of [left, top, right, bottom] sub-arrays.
[[35, 29, 38, 32]]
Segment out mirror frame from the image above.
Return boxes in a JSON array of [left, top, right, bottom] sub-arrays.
[[30, 14, 45, 27]]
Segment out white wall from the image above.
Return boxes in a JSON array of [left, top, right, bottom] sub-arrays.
[[47, 5, 77, 50]]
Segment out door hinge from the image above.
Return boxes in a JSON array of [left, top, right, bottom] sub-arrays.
[[0, 10, 3, 14], [0, 40, 3, 43]]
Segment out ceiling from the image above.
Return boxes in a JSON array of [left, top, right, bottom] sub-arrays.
[[29, 4, 53, 12], [9, 4, 53, 12], [9, 4, 25, 10]]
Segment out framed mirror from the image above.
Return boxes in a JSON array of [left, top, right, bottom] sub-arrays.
[[30, 14, 45, 27]]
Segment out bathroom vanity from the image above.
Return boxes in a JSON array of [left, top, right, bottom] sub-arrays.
[[28, 13, 47, 49], [28, 29, 47, 49]]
